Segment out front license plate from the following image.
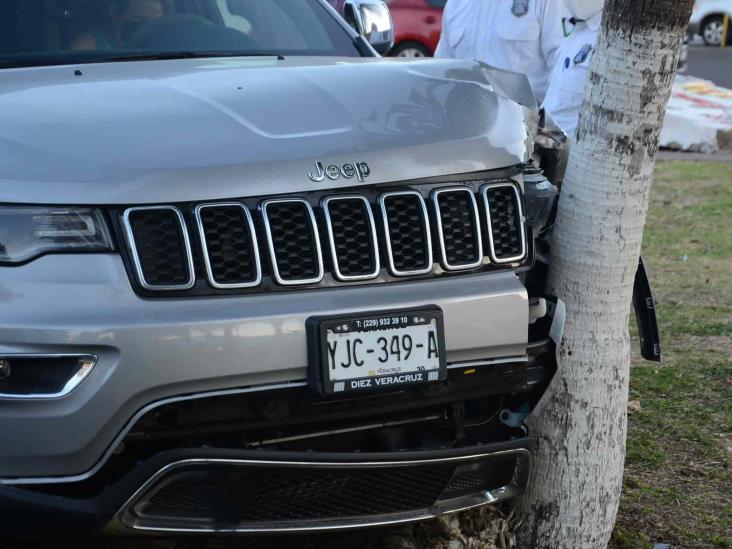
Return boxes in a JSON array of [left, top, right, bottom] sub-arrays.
[[307, 308, 447, 395]]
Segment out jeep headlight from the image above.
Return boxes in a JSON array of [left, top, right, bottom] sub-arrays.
[[0, 206, 113, 264]]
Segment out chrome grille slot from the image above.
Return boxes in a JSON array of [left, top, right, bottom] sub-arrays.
[[122, 206, 194, 291], [195, 203, 261, 289], [260, 198, 324, 285], [432, 188, 483, 271], [119, 180, 529, 295], [481, 183, 527, 264], [379, 191, 433, 277], [322, 195, 379, 281]]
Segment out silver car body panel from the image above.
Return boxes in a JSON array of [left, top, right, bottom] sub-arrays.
[[0, 254, 528, 480], [0, 57, 532, 205]]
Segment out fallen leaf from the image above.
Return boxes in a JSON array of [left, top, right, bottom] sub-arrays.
[[628, 400, 642, 413]]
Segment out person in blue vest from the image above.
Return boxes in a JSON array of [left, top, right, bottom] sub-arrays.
[[542, 0, 605, 139]]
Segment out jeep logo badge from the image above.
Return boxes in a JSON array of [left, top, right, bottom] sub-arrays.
[[308, 161, 371, 183]]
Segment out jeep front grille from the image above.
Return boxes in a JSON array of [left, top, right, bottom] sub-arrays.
[[194, 203, 261, 289], [122, 206, 194, 291], [261, 199, 324, 285], [432, 188, 483, 271], [119, 180, 528, 295], [482, 183, 527, 263], [380, 191, 432, 276], [322, 195, 380, 281]]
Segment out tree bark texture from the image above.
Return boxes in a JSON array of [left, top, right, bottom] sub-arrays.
[[516, 1, 694, 547]]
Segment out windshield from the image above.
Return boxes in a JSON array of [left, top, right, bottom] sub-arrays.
[[0, 0, 360, 67]]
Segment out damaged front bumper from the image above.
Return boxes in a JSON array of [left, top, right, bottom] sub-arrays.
[[0, 296, 564, 539]]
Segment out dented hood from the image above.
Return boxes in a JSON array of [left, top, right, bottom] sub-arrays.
[[0, 56, 534, 204]]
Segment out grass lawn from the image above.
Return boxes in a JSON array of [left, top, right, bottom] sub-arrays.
[[611, 161, 732, 549]]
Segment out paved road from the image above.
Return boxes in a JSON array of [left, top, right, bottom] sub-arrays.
[[686, 45, 732, 89]]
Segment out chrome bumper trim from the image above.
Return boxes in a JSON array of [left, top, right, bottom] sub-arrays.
[[0, 354, 97, 400], [114, 449, 529, 533]]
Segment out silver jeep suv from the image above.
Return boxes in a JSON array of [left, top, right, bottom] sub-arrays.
[[0, 0, 658, 540]]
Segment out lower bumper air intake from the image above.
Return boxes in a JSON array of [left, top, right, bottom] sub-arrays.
[[114, 443, 532, 533]]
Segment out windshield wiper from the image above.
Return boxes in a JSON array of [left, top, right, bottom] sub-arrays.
[[0, 57, 87, 69], [0, 51, 285, 69], [94, 51, 286, 63]]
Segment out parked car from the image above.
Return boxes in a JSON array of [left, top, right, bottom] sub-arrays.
[[386, 0, 445, 57], [0, 0, 659, 541], [689, 0, 732, 46]]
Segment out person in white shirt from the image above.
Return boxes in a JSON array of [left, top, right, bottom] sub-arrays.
[[542, 0, 605, 139], [434, 0, 568, 102]]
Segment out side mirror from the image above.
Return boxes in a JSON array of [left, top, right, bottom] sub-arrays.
[[343, 0, 395, 55]]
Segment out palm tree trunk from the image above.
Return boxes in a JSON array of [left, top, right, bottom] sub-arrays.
[[516, 1, 694, 547]]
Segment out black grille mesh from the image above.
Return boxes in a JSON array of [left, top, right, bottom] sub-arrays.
[[382, 194, 431, 273], [132, 453, 523, 528], [145, 483, 229, 513], [436, 191, 481, 267], [139, 465, 455, 522], [485, 186, 524, 261], [127, 209, 190, 287], [326, 198, 377, 278], [265, 201, 319, 281], [441, 456, 516, 498], [241, 467, 452, 520], [199, 206, 257, 285]]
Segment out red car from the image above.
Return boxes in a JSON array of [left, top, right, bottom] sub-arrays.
[[386, 0, 445, 57]]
